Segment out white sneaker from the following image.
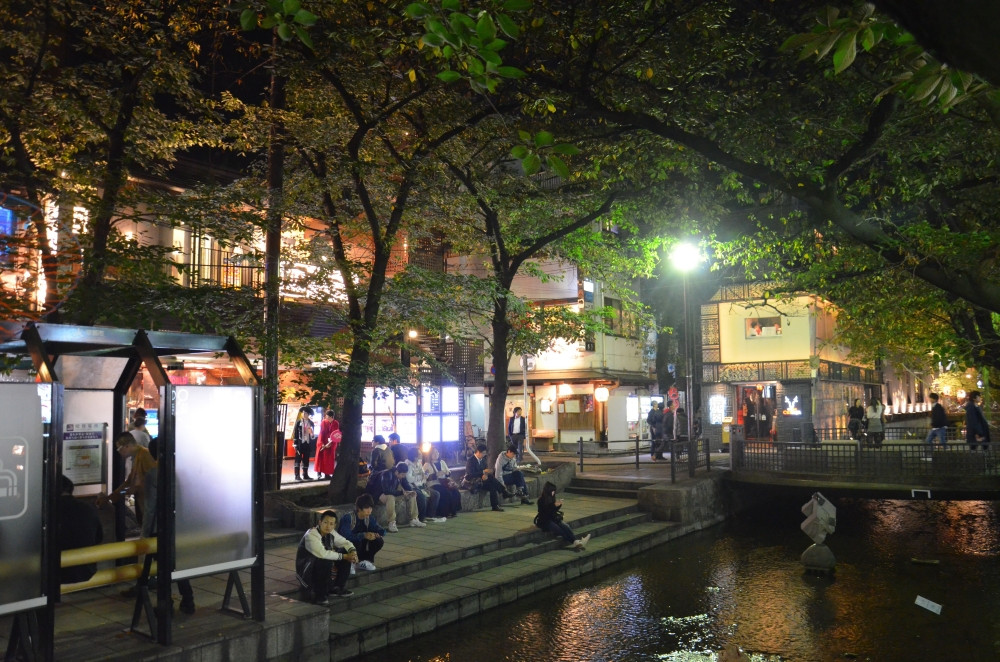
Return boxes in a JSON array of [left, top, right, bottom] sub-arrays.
[[579, 533, 592, 549], [387, 522, 399, 533], [428, 517, 447, 523], [357, 560, 377, 571], [410, 519, 427, 527], [572, 539, 583, 549]]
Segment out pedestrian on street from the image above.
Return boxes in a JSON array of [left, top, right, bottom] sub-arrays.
[[924, 393, 949, 447], [965, 390, 991, 451]]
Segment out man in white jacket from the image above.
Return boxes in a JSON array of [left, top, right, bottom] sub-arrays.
[[295, 510, 359, 604]]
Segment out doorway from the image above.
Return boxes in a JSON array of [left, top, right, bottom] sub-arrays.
[[737, 384, 777, 441]]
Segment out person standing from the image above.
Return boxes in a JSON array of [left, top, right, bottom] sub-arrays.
[[847, 398, 865, 440], [646, 402, 663, 461], [57, 474, 103, 584], [295, 510, 357, 604], [661, 401, 675, 454], [535, 481, 590, 549], [865, 398, 886, 448], [673, 406, 689, 442], [924, 393, 949, 448], [129, 408, 151, 448], [315, 409, 340, 480], [507, 407, 527, 461], [965, 390, 991, 451], [293, 406, 316, 481], [337, 494, 385, 572]]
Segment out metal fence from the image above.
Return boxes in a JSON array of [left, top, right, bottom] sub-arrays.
[[573, 437, 711, 484], [732, 440, 1000, 484]]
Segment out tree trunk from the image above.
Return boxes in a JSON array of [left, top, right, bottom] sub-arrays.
[[486, 294, 512, 465]]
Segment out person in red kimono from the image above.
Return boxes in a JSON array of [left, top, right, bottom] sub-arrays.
[[314, 408, 341, 480]]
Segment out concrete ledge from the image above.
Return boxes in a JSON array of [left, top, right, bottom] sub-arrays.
[[638, 473, 729, 527]]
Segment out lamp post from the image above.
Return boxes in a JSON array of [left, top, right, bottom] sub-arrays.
[[594, 386, 610, 441], [669, 242, 703, 472]]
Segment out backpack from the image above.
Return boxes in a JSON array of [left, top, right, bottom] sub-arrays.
[[365, 469, 388, 498], [370, 446, 392, 473]]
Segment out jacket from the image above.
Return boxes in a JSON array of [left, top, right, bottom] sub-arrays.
[[966, 403, 990, 443], [507, 415, 525, 436], [535, 494, 563, 528], [930, 403, 948, 429], [494, 452, 520, 478], [337, 511, 386, 545], [295, 526, 355, 590], [370, 444, 394, 473]]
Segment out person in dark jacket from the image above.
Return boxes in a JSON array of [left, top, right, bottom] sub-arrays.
[[295, 510, 357, 604], [647, 402, 663, 461], [463, 443, 506, 512], [847, 398, 865, 440], [965, 390, 991, 451], [337, 494, 385, 571], [535, 481, 589, 549], [924, 393, 949, 447], [365, 462, 423, 532], [57, 474, 103, 584], [507, 407, 527, 461]]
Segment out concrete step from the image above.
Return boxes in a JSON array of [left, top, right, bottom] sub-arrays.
[[328, 517, 677, 661], [565, 485, 640, 499], [568, 475, 658, 490]]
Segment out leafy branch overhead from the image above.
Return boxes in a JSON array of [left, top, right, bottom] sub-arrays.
[[240, 0, 318, 47], [510, 130, 580, 178], [405, 0, 530, 93], [781, 4, 988, 110]]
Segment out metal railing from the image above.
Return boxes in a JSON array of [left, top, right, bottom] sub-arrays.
[[732, 439, 1000, 485], [574, 436, 711, 483]]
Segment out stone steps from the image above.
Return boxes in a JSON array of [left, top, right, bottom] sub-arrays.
[[565, 475, 657, 500], [321, 507, 675, 661]]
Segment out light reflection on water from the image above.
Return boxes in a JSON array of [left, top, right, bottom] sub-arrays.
[[370, 499, 1000, 662]]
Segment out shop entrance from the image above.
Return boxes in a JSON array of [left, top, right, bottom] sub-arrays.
[[736, 384, 777, 441]]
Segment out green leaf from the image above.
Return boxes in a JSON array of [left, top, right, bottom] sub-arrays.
[[911, 72, 942, 101], [239, 9, 257, 31], [294, 24, 313, 49], [294, 9, 317, 26], [405, 3, 432, 19], [534, 130, 555, 147], [283, 0, 301, 15], [467, 57, 485, 75], [547, 154, 570, 179], [485, 38, 508, 52], [476, 15, 497, 41], [442, 0, 460, 10], [518, 130, 531, 141], [522, 153, 541, 175], [510, 145, 529, 159], [422, 32, 443, 47], [276, 22, 292, 41], [860, 26, 875, 52], [481, 49, 502, 66], [260, 16, 277, 29], [552, 143, 580, 155], [497, 65, 525, 79], [436, 70, 462, 83], [496, 13, 520, 39], [832, 33, 857, 73]]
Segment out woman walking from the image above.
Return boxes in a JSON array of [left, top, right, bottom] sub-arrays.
[[535, 481, 590, 549]]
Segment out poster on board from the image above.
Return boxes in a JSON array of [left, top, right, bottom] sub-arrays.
[[63, 422, 106, 485]]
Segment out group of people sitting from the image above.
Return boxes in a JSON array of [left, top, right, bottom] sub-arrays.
[[295, 437, 593, 605]]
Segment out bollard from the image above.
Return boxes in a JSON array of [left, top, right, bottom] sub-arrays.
[[578, 436, 584, 472], [634, 437, 640, 470]]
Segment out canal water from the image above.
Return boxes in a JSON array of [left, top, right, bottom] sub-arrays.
[[368, 498, 1000, 662]]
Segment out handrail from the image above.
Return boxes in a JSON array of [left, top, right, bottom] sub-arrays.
[[60, 537, 157, 594]]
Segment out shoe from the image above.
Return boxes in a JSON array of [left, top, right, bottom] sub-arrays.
[[492, 506, 505, 512], [521, 497, 533, 505], [579, 533, 592, 549], [295, 475, 303, 481], [387, 522, 399, 533], [572, 539, 583, 549], [303, 473, 313, 481], [357, 560, 377, 571], [314, 596, 330, 605], [331, 587, 354, 597], [410, 519, 427, 527], [179, 597, 195, 614]]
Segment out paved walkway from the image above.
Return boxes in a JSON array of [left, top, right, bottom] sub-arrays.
[[2, 452, 731, 661]]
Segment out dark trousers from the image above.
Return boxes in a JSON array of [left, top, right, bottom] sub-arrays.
[[478, 475, 505, 508], [307, 555, 351, 600], [432, 484, 462, 516], [415, 489, 440, 520], [544, 519, 576, 544], [510, 432, 525, 460], [355, 536, 384, 564], [501, 471, 528, 494], [294, 445, 312, 477]]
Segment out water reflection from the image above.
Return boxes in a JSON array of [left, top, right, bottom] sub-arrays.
[[372, 499, 1000, 662]]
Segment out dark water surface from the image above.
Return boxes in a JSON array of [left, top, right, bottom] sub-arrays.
[[367, 498, 1000, 662]]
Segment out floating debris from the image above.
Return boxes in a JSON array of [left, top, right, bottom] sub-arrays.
[[915, 595, 943, 615], [910, 558, 940, 565]]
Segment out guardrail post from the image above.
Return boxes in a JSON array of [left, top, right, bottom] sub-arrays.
[[635, 437, 640, 470], [670, 442, 677, 484], [578, 436, 584, 472], [689, 439, 696, 477]]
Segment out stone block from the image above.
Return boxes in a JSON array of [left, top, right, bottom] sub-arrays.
[[358, 623, 388, 654], [386, 616, 414, 645]]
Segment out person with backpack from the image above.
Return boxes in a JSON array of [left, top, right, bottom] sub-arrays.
[[369, 434, 394, 474], [293, 406, 316, 481], [337, 494, 385, 572], [365, 462, 424, 532], [314, 408, 341, 480]]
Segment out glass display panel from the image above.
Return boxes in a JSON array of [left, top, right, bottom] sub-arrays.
[[442, 414, 460, 442], [422, 386, 441, 413], [0, 383, 45, 615], [363, 387, 375, 413], [395, 415, 417, 444], [375, 415, 396, 436], [422, 415, 441, 443], [374, 388, 394, 414], [361, 416, 375, 441], [395, 391, 417, 414], [173, 385, 255, 578], [441, 387, 459, 413]]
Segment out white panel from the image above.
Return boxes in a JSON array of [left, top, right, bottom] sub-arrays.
[[64, 390, 114, 495], [173, 386, 255, 575]]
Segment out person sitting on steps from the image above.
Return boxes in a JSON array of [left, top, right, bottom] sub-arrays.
[[295, 510, 358, 604], [494, 443, 533, 505], [337, 494, 385, 572], [365, 462, 425, 532], [463, 443, 507, 512], [535, 481, 590, 550]]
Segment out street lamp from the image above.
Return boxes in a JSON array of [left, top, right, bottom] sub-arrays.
[[669, 241, 704, 472], [594, 386, 610, 441]]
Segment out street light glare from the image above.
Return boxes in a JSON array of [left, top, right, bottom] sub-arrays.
[[670, 242, 702, 272]]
